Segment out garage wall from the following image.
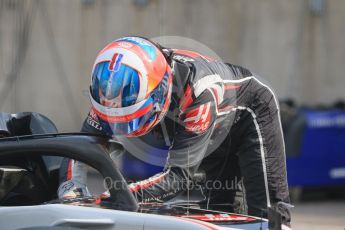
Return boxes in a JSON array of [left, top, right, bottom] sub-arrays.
[[0, 0, 344, 131]]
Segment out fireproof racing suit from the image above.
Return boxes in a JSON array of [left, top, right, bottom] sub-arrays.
[[59, 49, 291, 224]]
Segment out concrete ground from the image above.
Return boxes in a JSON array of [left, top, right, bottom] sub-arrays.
[[292, 200, 345, 229]]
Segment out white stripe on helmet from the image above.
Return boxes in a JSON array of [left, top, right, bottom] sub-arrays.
[[89, 90, 150, 117]]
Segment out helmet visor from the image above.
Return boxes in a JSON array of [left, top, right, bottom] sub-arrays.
[[89, 88, 157, 136]]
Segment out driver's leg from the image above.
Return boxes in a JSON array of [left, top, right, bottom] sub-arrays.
[[232, 89, 291, 224], [198, 133, 242, 213]]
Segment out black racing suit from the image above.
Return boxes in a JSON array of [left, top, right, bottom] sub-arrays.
[[60, 49, 291, 224]]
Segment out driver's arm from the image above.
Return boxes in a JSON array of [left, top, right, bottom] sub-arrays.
[[58, 109, 104, 199], [129, 89, 217, 202]]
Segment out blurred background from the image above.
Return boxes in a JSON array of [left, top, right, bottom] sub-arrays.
[[0, 0, 344, 229]]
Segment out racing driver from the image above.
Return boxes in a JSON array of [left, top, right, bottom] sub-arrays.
[[58, 36, 291, 224]]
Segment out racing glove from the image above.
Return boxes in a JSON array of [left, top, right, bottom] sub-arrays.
[[58, 179, 91, 199], [58, 160, 91, 199]]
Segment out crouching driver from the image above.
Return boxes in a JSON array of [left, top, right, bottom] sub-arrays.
[[58, 36, 291, 224]]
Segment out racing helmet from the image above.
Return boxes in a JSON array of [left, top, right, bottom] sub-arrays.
[[89, 37, 172, 137]]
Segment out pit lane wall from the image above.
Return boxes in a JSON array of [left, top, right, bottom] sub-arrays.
[[0, 0, 345, 131]]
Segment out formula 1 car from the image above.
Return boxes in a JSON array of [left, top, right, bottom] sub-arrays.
[[0, 112, 291, 230]]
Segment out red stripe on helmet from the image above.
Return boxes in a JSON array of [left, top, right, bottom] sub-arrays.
[[93, 103, 153, 123], [109, 53, 118, 71]]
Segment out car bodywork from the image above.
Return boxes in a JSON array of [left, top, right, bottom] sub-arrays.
[[0, 133, 290, 230]]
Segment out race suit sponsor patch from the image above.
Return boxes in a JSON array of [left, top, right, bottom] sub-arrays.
[[87, 109, 102, 131], [183, 102, 211, 134]]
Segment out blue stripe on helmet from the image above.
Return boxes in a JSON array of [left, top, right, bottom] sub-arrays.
[[112, 53, 123, 72]]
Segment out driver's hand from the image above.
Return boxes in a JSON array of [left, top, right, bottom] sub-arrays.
[[58, 180, 91, 199]]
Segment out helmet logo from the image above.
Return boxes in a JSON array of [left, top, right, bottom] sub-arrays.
[[119, 37, 157, 60], [118, 41, 133, 49]]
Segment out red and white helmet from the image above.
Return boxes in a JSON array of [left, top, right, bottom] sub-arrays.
[[89, 37, 172, 137]]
